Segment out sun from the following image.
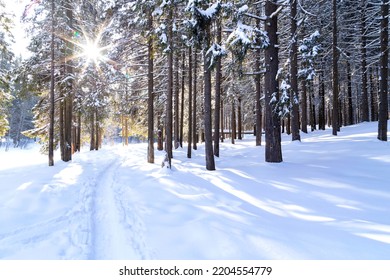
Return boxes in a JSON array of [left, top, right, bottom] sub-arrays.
[[82, 40, 104, 63]]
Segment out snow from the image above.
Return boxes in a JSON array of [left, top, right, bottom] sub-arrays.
[[0, 121, 390, 259]]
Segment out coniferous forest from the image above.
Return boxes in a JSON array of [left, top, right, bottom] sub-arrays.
[[0, 0, 389, 169]]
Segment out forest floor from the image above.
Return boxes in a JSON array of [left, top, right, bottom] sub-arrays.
[[0, 121, 390, 259]]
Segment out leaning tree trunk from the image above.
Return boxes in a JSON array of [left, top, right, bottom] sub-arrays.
[[264, 0, 282, 162], [378, 0, 388, 141]]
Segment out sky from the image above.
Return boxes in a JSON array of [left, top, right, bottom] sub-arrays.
[[5, 0, 31, 57]]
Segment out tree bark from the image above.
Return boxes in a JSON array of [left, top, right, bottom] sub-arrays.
[[360, 0, 369, 122], [214, 19, 222, 157], [378, 0, 388, 141], [187, 47, 193, 158], [318, 70, 326, 130], [180, 50, 185, 148], [63, 0, 73, 161], [238, 97, 242, 140], [166, 7, 173, 167], [204, 25, 216, 171], [346, 55, 354, 125], [231, 100, 236, 144], [332, 0, 339, 136], [290, 0, 300, 141], [174, 50, 180, 149], [147, 11, 154, 163], [48, 0, 55, 166], [192, 48, 198, 150], [264, 0, 282, 162]]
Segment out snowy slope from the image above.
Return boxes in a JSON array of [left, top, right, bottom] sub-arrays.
[[0, 122, 389, 259]]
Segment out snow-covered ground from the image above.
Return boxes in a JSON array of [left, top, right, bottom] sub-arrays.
[[0, 122, 389, 260]]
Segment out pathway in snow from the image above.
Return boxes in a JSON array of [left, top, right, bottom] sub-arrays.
[[86, 151, 147, 259]]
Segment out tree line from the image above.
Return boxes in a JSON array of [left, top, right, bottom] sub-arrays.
[[0, 0, 388, 170]]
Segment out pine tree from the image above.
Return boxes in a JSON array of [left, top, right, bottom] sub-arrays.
[[378, 0, 388, 141]]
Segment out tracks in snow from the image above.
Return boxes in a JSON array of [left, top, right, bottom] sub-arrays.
[[85, 151, 149, 259]]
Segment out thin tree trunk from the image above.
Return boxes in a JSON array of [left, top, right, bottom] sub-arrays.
[[90, 110, 95, 151], [214, 19, 222, 157], [63, 0, 73, 161], [180, 50, 185, 148], [238, 97, 242, 140], [264, 0, 282, 162], [370, 68, 377, 121], [174, 51, 180, 149], [204, 25, 215, 171], [318, 70, 326, 130], [231, 100, 236, 144], [347, 56, 354, 125], [48, 0, 55, 166], [361, 0, 369, 122], [76, 111, 81, 152], [147, 11, 154, 163], [220, 97, 224, 142], [192, 48, 198, 150], [290, 0, 300, 141], [332, 0, 339, 136], [187, 47, 193, 158], [378, 0, 388, 141], [166, 7, 173, 167]]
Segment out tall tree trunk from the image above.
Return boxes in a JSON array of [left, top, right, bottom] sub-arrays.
[[332, 0, 340, 135], [180, 50, 185, 148], [166, 7, 173, 167], [254, 3, 263, 145], [204, 25, 216, 171], [290, 0, 300, 141], [187, 47, 193, 158], [361, 0, 369, 122], [347, 56, 354, 125], [264, 0, 282, 162], [370, 69, 376, 121], [147, 11, 154, 163], [214, 19, 222, 157], [60, 98, 65, 159], [48, 0, 55, 166], [255, 48, 262, 145], [192, 48, 198, 150], [63, 0, 73, 161], [378, 0, 388, 141], [174, 51, 180, 149]]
